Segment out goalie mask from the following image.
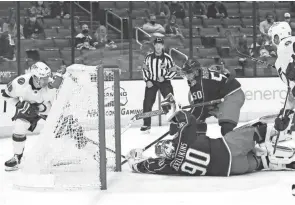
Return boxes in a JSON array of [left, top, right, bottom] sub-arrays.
[[31, 61, 52, 88], [268, 22, 291, 46], [155, 140, 176, 159]]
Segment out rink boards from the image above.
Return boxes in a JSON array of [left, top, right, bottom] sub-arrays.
[[0, 77, 287, 138]]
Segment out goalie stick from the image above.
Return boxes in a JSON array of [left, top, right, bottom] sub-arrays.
[[224, 30, 275, 69]]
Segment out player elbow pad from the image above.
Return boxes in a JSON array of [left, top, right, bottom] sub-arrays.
[[1, 89, 11, 98]]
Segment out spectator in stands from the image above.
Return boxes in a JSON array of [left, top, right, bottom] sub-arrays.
[[149, 2, 170, 18], [94, 25, 117, 49], [169, 1, 186, 19], [259, 13, 274, 42], [2, 8, 24, 40], [23, 13, 44, 39], [0, 32, 15, 61], [284, 12, 291, 24], [237, 35, 250, 64], [164, 15, 184, 47], [75, 24, 98, 50], [30, 1, 51, 19], [143, 14, 165, 36], [50, 1, 70, 19], [207, 2, 228, 19], [259, 12, 275, 56], [193, 2, 208, 19]]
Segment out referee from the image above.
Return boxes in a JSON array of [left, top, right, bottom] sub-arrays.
[[141, 37, 177, 132]]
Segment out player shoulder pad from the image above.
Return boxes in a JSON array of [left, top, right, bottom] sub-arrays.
[[7, 81, 13, 92], [17, 77, 25, 85]]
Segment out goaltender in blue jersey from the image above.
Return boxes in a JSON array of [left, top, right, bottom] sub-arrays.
[[126, 95, 295, 176]]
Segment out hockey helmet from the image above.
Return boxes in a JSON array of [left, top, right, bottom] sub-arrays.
[[155, 139, 176, 159], [268, 22, 291, 45], [181, 58, 201, 75], [31, 61, 52, 79]]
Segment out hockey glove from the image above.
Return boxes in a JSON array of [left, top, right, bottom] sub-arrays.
[[274, 109, 294, 131], [169, 110, 189, 125], [286, 59, 295, 81], [161, 93, 176, 114], [12, 101, 39, 121]]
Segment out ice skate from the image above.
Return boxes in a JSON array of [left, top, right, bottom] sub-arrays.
[[5, 154, 23, 171]]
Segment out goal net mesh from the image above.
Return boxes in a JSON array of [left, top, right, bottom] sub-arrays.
[[15, 64, 120, 190]]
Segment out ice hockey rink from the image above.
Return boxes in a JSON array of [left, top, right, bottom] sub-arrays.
[[1, 124, 295, 205]]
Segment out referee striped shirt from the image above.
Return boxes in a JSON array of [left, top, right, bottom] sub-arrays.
[[142, 52, 177, 82]]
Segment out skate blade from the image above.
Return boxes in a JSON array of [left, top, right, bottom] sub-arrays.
[[5, 166, 19, 172], [141, 130, 151, 134]]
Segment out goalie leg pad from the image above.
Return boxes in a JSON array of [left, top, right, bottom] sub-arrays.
[[259, 142, 295, 170]]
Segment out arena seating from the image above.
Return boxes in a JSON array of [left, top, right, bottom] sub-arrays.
[[0, 1, 293, 80]]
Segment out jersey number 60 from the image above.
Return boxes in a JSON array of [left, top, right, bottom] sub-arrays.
[[181, 148, 210, 175]]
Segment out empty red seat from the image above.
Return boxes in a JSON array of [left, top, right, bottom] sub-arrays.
[[44, 28, 58, 39], [222, 19, 242, 28], [42, 18, 62, 28], [199, 27, 219, 37], [46, 59, 64, 72], [197, 48, 219, 58], [33, 39, 55, 49], [183, 17, 203, 28], [203, 18, 222, 28], [198, 58, 216, 67], [38, 49, 61, 60], [56, 28, 71, 38], [53, 39, 71, 49], [99, 2, 115, 9]]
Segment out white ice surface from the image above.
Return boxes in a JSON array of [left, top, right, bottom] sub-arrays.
[[1, 124, 295, 205]]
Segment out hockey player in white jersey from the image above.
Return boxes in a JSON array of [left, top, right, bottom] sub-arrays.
[[1, 61, 64, 171], [267, 22, 295, 137]]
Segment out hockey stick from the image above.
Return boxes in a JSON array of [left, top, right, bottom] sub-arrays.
[[120, 98, 224, 165], [120, 130, 170, 165], [133, 98, 224, 121], [273, 86, 291, 154], [234, 113, 278, 131], [117, 98, 224, 139], [224, 30, 275, 69], [83, 136, 127, 159]]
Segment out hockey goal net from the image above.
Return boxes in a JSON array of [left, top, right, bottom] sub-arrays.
[[14, 64, 121, 190]]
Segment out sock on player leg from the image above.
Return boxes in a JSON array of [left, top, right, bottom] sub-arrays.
[[12, 134, 26, 155]]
